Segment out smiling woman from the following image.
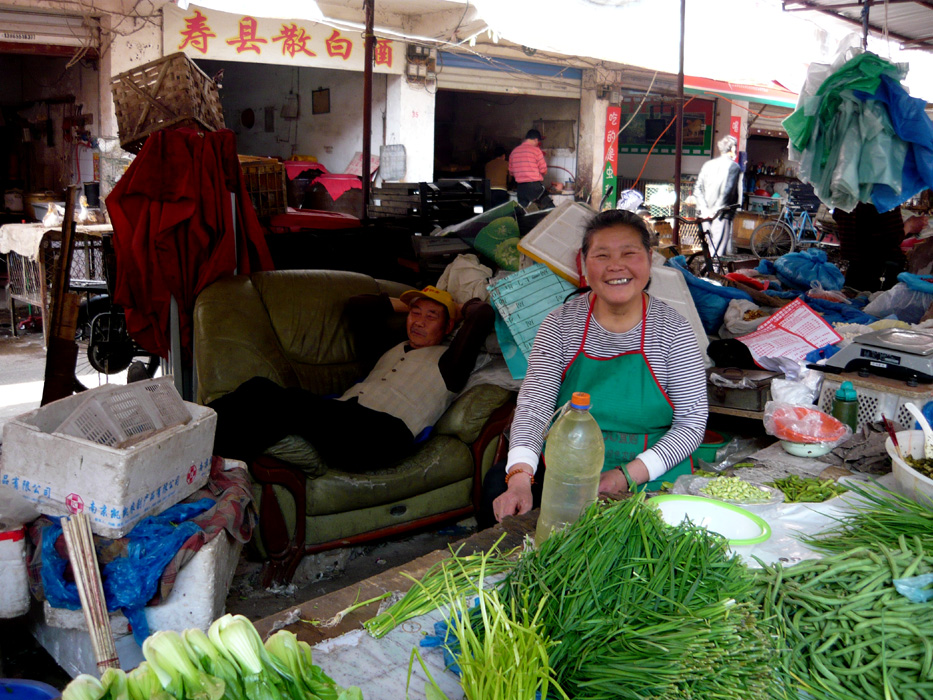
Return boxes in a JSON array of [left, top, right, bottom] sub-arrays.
[[481, 209, 708, 527]]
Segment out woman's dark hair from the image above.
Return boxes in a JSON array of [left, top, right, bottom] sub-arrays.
[[581, 209, 652, 257]]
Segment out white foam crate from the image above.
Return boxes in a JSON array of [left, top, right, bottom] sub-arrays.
[[34, 532, 242, 677], [817, 377, 933, 432], [0, 528, 29, 618], [0, 390, 216, 538]]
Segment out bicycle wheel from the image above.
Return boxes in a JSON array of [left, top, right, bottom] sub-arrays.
[[751, 220, 795, 258]]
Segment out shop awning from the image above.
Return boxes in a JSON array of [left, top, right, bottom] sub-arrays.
[[684, 76, 798, 109]]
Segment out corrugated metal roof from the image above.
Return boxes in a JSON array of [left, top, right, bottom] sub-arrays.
[[784, 0, 933, 53]]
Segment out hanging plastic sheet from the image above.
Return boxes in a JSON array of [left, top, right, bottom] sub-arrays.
[[783, 47, 933, 213]]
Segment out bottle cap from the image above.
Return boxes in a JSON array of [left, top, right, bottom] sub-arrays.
[[570, 392, 591, 409], [835, 381, 857, 401]]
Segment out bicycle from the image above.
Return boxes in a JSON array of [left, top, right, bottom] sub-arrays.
[[669, 205, 739, 278], [750, 199, 825, 258]]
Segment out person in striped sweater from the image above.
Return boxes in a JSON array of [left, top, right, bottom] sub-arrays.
[[483, 209, 708, 525]]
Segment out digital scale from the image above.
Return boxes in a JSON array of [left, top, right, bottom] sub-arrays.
[[813, 328, 933, 384]]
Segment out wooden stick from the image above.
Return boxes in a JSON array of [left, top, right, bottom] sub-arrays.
[[62, 514, 120, 673]]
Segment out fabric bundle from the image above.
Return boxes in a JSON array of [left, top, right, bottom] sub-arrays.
[[784, 49, 933, 213]]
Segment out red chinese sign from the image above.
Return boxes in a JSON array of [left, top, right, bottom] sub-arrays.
[[166, 5, 401, 73], [179, 10, 216, 54], [374, 39, 393, 67], [226, 16, 267, 54], [325, 30, 352, 60], [601, 106, 622, 210], [730, 116, 742, 154], [273, 23, 317, 58]]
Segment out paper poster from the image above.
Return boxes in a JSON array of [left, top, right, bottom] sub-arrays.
[[737, 298, 842, 369], [488, 264, 576, 379]]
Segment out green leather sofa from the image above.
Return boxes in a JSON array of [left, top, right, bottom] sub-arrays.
[[193, 269, 514, 582]]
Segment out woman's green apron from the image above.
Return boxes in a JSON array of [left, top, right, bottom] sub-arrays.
[[555, 294, 693, 491]]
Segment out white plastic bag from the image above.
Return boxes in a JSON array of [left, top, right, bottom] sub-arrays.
[[722, 299, 770, 335], [863, 282, 933, 324]]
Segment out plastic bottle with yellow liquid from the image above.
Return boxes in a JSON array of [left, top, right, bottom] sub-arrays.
[[535, 392, 605, 545]]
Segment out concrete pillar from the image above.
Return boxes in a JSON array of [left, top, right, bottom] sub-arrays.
[[384, 74, 435, 182], [578, 70, 609, 207]]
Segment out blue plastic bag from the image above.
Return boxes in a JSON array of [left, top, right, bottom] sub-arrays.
[[774, 248, 845, 291], [803, 294, 878, 325], [40, 498, 213, 644], [666, 256, 753, 334]]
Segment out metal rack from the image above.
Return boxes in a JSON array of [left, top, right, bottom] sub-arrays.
[[3, 223, 108, 345]]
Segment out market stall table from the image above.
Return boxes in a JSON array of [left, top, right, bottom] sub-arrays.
[[251, 441, 886, 698]]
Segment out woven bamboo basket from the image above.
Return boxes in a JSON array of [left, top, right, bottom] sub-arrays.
[[111, 52, 225, 153]]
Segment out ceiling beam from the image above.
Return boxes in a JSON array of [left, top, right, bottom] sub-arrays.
[[782, 0, 933, 50]]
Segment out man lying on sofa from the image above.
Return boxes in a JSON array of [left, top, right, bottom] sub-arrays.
[[208, 286, 494, 472]]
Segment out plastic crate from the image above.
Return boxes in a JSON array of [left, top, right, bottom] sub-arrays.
[[239, 156, 287, 217], [111, 52, 225, 153], [817, 377, 933, 432], [55, 377, 190, 448]]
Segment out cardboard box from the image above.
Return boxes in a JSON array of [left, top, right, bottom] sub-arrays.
[[0, 393, 216, 539]]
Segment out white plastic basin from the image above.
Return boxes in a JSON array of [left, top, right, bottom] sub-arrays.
[[650, 494, 771, 545], [885, 430, 933, 506]]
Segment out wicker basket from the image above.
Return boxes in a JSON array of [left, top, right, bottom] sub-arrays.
[[111, 52, 225, 154], [238, 156, 287, 218]]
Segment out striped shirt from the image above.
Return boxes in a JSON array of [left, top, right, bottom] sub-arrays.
[[507, 293, 708, 480], [508, 141, 548, 183]]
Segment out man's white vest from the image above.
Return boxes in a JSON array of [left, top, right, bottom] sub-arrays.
[[339, 342, 454, 437]]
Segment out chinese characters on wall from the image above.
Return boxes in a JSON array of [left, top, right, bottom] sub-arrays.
[[165, 4, 401, 73]]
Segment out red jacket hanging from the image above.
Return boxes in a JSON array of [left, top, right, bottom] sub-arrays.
[[106, 128, 274, 359]]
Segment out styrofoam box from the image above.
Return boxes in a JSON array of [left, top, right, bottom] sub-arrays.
[[0, 391, 216, 538], [0, 529, 30, 618], [517, 201, 596, 284], [33, 531, 242, 677]]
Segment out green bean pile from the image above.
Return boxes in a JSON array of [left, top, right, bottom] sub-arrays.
[[752, 537, 933, 700], [766, 474, 848, 502], [701, 476, 772, 503], [500, 494, 786, 700]]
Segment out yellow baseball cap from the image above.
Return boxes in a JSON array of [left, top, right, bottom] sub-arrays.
[[400, 285, 459, 323]]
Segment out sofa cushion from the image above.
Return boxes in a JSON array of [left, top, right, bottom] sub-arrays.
[[305, 435, 473, 515], [252, 270, 384, 396], [194, 276, 300, 405], [264, 434, 328, 477]]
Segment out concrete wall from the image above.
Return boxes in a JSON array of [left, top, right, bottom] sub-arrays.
[[385, 75, 435, 182], [434, 90, 579, 184], [196, 59, 387, 173]]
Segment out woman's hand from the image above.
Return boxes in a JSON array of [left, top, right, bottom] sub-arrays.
[[492, 465, 534, 522], [598, 468, 629, 500], [598, 459, 649, 500]]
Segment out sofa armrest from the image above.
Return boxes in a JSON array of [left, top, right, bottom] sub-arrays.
[[435, 384, 514, 444], [250, 454, 307, 585]]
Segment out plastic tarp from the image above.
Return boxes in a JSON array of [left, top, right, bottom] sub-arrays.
[[666, 256, 752, 334], [784, 49, 933, 213]]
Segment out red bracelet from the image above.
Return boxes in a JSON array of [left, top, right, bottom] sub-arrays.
[[504, 468, 535, 486]]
